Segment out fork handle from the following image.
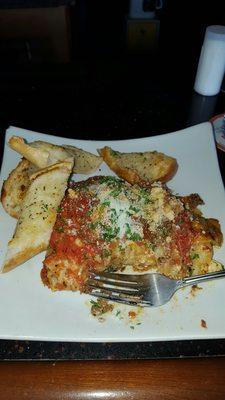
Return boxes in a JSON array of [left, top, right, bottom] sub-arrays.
[[180, 269, 225, 287]]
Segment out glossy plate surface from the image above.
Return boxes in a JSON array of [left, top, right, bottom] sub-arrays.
[[0, 123, 225, 342]]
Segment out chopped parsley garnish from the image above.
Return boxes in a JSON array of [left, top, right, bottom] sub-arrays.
[[102, 249, 111, 258], [129, 205, 140, 213], [102, 225, 120, 242], [90, 298, 114, 316], [99, 176, 124, 197], [90, 300, 100, 307], [99, 176, 122, 185], [129, 232, 142, 241], [191, 253, 199, 260], [126, 205, 140, 216], [109, 208, 117, 223], [56, 226, 64, 233], [125, 223, 132, 236], [88, 221, 99, 230], [125, 224, 141, 241], [139, 188, 151, 204], [110, 208, 117, 216], [109, 182, 124, 197], [102, 200, 110, 207], [110, 187, 122, 197]]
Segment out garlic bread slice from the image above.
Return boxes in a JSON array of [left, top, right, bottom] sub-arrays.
[[63, 144, 103, 174], [99, 146, 178, 185], [8, 136, 102, 174], [32, 141, 103, 173], [1, 158, 37, 219], [2, 159, 73, 273], [8, 136, 49, 169]]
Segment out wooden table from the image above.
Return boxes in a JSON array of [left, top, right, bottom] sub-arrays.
[[1, 358, 225, 399]]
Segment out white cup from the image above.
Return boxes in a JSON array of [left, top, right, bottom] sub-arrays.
[[194, 25, 225, 96]]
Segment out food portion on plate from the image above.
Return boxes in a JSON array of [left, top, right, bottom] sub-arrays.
[[8, 136, 103, 174], [62, 144, 103, 174], [2, 159, 74, 272], [98, 146, 178, 185], [1, 135, 104, 273], [0, 135, 223, 297], [41, 176, 223, 292], [2, 136, 103, 220], [1, 158, 37, 219]]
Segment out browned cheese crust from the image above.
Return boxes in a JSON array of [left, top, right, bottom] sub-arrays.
[[42, 177, 223, 293]]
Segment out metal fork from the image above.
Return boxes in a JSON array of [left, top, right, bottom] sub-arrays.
[[86, 270, 225, 307]]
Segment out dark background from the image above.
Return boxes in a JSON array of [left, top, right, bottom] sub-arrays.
[[0, 0, 225, 144]]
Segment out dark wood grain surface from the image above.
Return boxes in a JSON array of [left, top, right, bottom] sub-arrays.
[[1, 358, 225, 399]]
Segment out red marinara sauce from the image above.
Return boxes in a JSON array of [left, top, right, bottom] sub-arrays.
[[49, 186, 102, 268], [172, 212, 196, 265]]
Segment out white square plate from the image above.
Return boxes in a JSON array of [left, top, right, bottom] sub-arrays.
[[1, 123, 225, 342]]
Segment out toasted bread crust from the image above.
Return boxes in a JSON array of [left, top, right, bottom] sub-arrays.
[[1, 158, 36, 218], [29, 159, 73, 181], [8, 136, 49, 169], [2, 136, 103, 218], [2, 243, 46, 273], [32, 142, 103, 174], [99, 147, 178, 185], [8, 136, 103, 174], [63, 145, 103, 174], [2, 159, 74, 273]]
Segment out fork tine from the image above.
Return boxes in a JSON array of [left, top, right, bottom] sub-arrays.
[[88, 275, 140, 290], [87, 279, 141, 296], [88, 288, 143, 307], [89, 271, 145, 284]]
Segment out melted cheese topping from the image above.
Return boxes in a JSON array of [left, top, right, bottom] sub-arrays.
[[42, 176, 222, 292]]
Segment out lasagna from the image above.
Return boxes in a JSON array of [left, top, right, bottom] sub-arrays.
[[41, 176, 223, 291]]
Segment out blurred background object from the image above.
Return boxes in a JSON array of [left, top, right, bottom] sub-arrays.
[[0, 2, 73, 64], [129, 0, 161, 19], [0, 0, 224, 64], [127, 0, 162, 53], [194, 25, 225, 96], [0, 0, 225, 143], [126, 18, 160, 53]]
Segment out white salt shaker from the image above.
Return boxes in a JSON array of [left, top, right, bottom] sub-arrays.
[[194, 25, 225, 96]]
